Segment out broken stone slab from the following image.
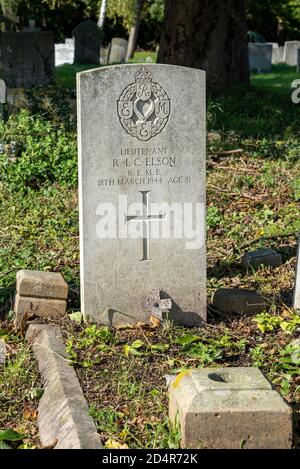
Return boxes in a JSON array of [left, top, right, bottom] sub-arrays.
[[26, 323, 102, 449], [0, 339, 6, 365], [14, 294, 66, 329], [241, 248, 282, 270], [16, 270, 68, 300], [169, 367, 292, 449], [213, 288, 268, 315]]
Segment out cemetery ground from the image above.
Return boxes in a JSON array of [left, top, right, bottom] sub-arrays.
[[0, 63, 299, 449]]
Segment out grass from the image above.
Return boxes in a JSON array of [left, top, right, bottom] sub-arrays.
[[55, 51, 157, 88], [0, 324, 41, 448], [0, 57, 299, 448]]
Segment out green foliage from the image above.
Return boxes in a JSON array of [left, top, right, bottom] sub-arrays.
[[252, 312, 300, 333], [0, 109, 77, 193]]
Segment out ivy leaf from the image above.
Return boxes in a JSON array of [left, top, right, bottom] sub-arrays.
[[124, 339, 145, 356], [175, 335, 200, 346], [151, 343, 169, 352], [0, 429, 26, 442]]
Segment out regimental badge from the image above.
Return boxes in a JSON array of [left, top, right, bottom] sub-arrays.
[[117, 66, 170, 142]]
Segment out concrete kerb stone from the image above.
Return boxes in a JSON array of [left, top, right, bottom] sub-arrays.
[[26, 323, 102, 449]]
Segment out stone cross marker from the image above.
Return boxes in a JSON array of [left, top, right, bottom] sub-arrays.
[[77, 64, 206, 326], [293, 236, 300, 311]]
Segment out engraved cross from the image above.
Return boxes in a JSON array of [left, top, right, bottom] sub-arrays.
[[126, 191, 165, 261]]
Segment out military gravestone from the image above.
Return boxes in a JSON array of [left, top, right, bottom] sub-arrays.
[[73, 20, 101, 64], [77, 64, 206, 326], [0, 32, 54, 87]]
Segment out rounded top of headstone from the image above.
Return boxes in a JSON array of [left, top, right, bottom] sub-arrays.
[[72, 19, 100, 36]]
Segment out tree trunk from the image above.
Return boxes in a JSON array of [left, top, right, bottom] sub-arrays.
[[158, 0, 249, 88], [97, 0, 107, 28], [126, 0, 145, 62]]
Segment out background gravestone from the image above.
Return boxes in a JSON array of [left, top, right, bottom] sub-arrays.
[[0, 32, 54, 87], [73, 20, 101, 64], [108, 37, 128, 64], [266, 43, 284, 64], [77, 64, 206, 326], [284, 41, 300, 66], [297, 49, 300, 73], [55, 38, 74, 66], [0, 78, 6, 121], [248, 43, 272, 72]]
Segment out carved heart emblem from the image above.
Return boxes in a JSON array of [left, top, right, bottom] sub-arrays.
[[133, 98, 154, 121]]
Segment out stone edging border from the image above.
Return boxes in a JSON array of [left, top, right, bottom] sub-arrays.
[[26, 323, 102, 449]]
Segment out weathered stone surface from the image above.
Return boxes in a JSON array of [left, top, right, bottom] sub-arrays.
[[108, 37, 128, 63], [73, 20, 100, 64], [0, 32, 55, 87], [248, 43, 272, 72], [16, 270, 68, 300], [26, 324, 102, 449], [14, 294, 66, 328], [0, 79, 6, 104], [284, 41, 300, 66], [297, 49, 300, 73], [293, 236, 300, 311], [77, 64, 206, 326], [213, 288, 268, 315], [241, 248, 282, 270], [169, 367, 292, 449], [0, 339, 6, 365]]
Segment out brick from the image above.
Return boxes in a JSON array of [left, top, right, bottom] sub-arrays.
[[169, 367, 292, 449], [241, 248, 282, 270], [16, 270, 68, 300], [213, 288, 268, 315], [14, 293, 66, 329]]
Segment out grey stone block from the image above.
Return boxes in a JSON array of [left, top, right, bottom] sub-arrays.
[[241, 248, 282, 270], [14, 294, 66, 329], [169, 367, 292, 449], [16, 270, 68, 300], [27, 324, 102, 449], [213, 288, 268, 315]]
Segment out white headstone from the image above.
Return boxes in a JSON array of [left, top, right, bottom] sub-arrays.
[[283, 41, 300, 66], [248, 43, 272, 72], [297, 49, 300, 73], [266, 43, 284, 64], [293, 236, 300, 311], [77, 64, 206, 326], [108, 38, 128, 64]]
